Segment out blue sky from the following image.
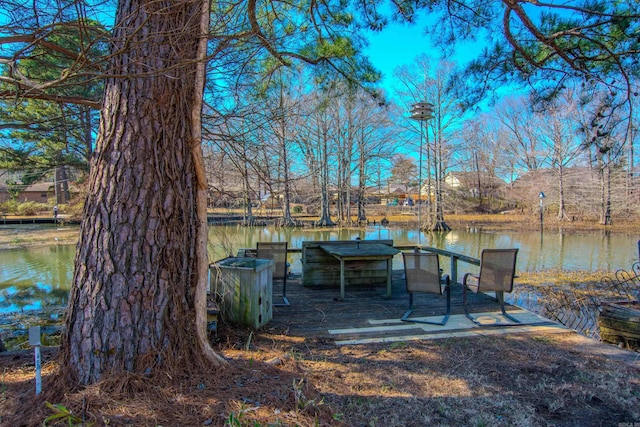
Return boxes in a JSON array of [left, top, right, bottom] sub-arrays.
[[362, 16, 484, 92], [363, 22, 429, 87]]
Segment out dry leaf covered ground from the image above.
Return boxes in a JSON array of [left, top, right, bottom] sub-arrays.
[[2, 326, 639, 426]]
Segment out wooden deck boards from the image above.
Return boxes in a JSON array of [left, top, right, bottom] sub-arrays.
[[263, 270, 559, 342]]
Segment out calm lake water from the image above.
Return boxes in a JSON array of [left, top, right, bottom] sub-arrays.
[[1, 224, 638, 315]]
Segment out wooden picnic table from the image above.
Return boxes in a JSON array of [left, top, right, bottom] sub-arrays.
[[319, 242, 401, 301]]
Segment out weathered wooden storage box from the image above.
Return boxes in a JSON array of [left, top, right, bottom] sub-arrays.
[[211, 257, 273, 330], [301, 240, 393, 288], [598, 300, 640, 350]]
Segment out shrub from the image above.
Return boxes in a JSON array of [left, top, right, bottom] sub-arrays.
[[63, 200, 86, 220], [16, 201, 49, 216], [0, 199, 19, 214]]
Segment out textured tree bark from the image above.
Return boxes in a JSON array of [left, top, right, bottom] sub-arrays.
[[191, 0, 227, 370], [61, 0, 224, 385]]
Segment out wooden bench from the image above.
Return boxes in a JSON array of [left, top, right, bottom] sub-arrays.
[[301, 239, 395, 289]]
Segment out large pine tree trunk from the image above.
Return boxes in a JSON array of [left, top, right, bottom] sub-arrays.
[[61, 0, 223, 385]]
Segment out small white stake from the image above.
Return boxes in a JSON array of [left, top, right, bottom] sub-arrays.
[[28, 326, 42, 395]]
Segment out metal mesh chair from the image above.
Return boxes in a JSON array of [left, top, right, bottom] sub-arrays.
[[463, 248, 519, 325], [257, 242, 290, 306], [401, 251, 451, 325]]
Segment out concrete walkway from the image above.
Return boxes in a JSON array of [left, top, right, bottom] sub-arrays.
[[327, 308, 640, 368], [329, 309, 565, 345]]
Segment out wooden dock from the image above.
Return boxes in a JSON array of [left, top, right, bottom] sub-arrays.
[[261, 270, 566, 344]]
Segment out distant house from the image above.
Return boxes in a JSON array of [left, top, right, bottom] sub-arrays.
[[372, 185, 410, 206], [445, 171, 506, 197], [370, 183, 436, 206], [17, 182, 56, 203], [0, 168, 81, 204]]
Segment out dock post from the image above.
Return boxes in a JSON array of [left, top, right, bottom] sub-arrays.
[[450, 256, 458, 284]]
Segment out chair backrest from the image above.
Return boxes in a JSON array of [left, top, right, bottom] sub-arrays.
[[257, 242, 288, 280], [403, 252, 443, 295], [477, 248, 518, 293]]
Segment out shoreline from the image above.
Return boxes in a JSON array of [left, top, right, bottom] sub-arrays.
[[1, 213, 639, 250]]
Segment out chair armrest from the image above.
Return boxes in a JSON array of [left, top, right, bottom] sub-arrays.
[[463, 273, 480, 293], [462, 273, 477, 285]]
